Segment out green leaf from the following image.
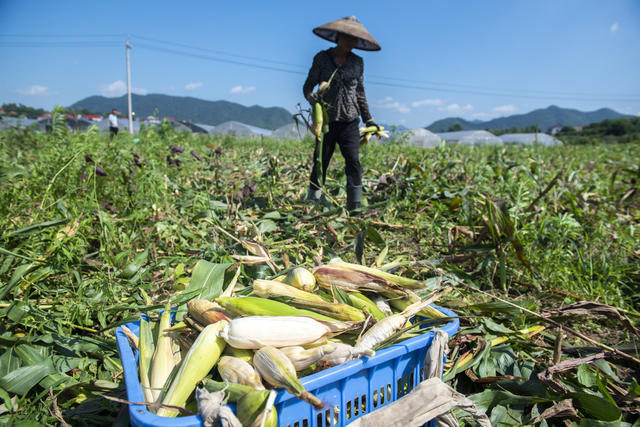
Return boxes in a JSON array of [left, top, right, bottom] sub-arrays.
[[570, 392, 621, 421], [175, 260, 232, 321], [0, 362, 55, 395], [483, 318, 514, 334], [577, 364, 598, 388], [365, 226, 385, 247], [6, 301, 30, 323], [6, 218, 67, 238], [0, 263, 38, 300], [332, 285, 352, 306], [257, 219, 277, 234], [470, 389, 550, 413], [262, 211, 281, 220]]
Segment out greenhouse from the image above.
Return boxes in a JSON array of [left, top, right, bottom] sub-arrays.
[[436, 130, 504, 146], [500, 133, 562, 146], [272, 122, 311, 140], [212, 121, 272, 138], [406, 128, 442, 148]]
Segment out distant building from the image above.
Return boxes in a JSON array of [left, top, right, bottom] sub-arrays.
[[84, 115, 102, 122], [573, 126, 582, 131]]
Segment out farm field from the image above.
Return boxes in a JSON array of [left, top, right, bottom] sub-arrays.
[[0, 121, 639, 426]]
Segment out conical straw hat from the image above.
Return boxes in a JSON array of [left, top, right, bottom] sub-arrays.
[[312, 16, 381, 51]]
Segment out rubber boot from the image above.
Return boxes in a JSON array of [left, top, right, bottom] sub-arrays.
[[346, 184, 362, 215], [306, 185, 321, 202]]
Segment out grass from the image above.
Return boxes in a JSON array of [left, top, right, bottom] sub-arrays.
[[0, 118, 638, 425]]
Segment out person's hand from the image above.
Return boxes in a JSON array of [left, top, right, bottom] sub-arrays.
[[366, 119, 380, 131], [306, 92, 319, 105]]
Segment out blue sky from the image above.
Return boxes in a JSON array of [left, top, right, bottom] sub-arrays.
[[1, 0, 639, 128]]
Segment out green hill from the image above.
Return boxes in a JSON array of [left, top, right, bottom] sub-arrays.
[[426, 105, 633, 132], [69, 94, 293, 130]]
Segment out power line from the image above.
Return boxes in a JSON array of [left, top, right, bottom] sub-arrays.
[[135, 43, 307, 76], [130, 34, 307, 70], [2, 33, 639, 102]]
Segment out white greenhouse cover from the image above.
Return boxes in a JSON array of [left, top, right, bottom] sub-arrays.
[[437, 130, 504, 146], [212, 121, 272, 137], [273, 122, 311, 140], [407, 128, 442, 148], [0, 118, 37, 129], [500, 133, 562, 146]]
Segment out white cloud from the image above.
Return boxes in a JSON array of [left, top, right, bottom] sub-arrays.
[[376, 97, 410, 113], [229, 85, 256, 95], [15, 85, 50, 96], [411, 99, 443, 108], [492, 105, 516, 114], [185, 81, 203, 91], [439, 103, 473, 113], [610, 22, 619, 33], [100, 80, 147, 97]]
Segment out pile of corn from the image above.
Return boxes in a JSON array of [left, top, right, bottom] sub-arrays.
[[123, 260, 452, 425]]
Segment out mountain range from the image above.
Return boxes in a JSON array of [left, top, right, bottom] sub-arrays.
[[70, 94, 293, 130], [426, 105, 633, 132]]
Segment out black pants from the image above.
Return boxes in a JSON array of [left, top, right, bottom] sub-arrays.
[[309, 120, 361, 189], [110, 126, 119, 139]]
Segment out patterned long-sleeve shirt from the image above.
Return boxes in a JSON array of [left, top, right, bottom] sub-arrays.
[[302, 49, 373, 124]]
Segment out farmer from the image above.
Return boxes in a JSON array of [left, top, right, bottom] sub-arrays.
[[303, 16, 380, 213], [108, 108, 119, 139]]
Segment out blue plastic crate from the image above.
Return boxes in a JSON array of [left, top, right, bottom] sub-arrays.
[[116, 305, 459, 427]]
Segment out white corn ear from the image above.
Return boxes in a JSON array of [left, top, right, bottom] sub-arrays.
[[218, 316, 334, 349], [218, 356, 265, 390]]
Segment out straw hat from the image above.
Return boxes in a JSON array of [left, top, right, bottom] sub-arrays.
[[313, 16, 381, 51]]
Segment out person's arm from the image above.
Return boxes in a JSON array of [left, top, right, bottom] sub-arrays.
[[356, 59, 376, 127], [303, 53, 321, 105]]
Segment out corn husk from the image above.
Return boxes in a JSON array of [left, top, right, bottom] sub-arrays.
[[188, 299, 232, 324], [156, 320, 228, 417], [252, 279, 324, 302], [348, 292, 386, 320], [202, 379, 255, 402], [215, 296, 338, 322], [328, 261, 425, 289], [237, 390, 277, 427], [217, 356, 264, 390], [150, 305, 177, 402], [222, 346, 254, 364], [355, 288, 452, 353], [317, 342, 374, 368], [279, 344, 337, 371], [313, 265, 408, 297], [253, 346, 323, 410], [138, 318, 155, 403]]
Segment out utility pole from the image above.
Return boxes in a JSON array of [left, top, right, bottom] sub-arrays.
[[126, 36, 133, 134]]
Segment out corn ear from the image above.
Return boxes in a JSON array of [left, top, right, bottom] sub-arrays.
[[215, 296, 338, 322], [222, 346, 254, 364], [280, 344, 337, 371], [157, 320, 228, 417], [219, 316, 336, 349], [312, 102, 323, 137], [254, 346, 323, 410], [237, 390, 278, 427], [389, 296, 448, 319], [348, 292, 386, 320], [288, 298, 366, 322], [202, 379, 254, 402], [150, 305, 177, 402], [283, 267, 316, 291], [187, 299, 232, 325], [252, 279, 323, 302], [317, 342, 374, 368], [328, 261, 425, 289], [138, 318, 155, 403], [313, 265, 408, 296], [218, 356, 265, 390]]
